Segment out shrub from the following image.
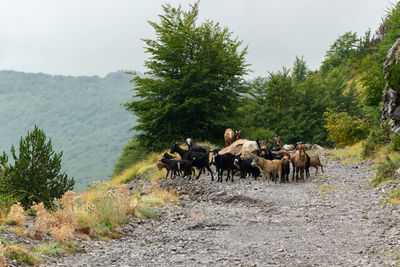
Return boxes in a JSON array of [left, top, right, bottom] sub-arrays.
[[361, 123, 391, 158], [134, 205, 159, 220], [324, 109, 369, 147], [6, 203, 26, 227], [32, 191, 78, 243], [75, 183, 135, 237], [371, 156, 398, 187], [391, 133, 400, 152], [4, 244, 41, 266], [33, 242, 64, 257]]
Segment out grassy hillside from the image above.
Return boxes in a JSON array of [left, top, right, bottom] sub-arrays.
[[0, 70, 136, 191]]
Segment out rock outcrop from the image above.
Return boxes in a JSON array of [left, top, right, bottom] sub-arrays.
[[381, 38, 400, 132]]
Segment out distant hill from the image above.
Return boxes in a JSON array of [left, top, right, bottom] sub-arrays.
[[0, 70, 136, 192]]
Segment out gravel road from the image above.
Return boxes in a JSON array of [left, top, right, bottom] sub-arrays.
[[51, 154, 400, 266]]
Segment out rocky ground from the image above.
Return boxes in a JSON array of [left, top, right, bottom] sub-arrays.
[[5, 153, 400, 266]]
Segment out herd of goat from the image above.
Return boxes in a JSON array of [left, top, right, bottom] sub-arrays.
[[156, 128, 324, 185]]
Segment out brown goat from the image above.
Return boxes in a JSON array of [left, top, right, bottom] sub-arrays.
[[290, 144, 308, 182], [310, 154, 324, 175], [251, 156, 289, 185], [224, 128, 235, 147], [157, 159, 195, 179], [271, 137, 281, 150], [157, 161, 173, 179]]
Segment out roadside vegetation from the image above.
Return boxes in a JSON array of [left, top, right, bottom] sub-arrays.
[[0, 149, 178, 265]]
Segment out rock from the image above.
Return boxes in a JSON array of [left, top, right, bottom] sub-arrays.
[[395, 167, 400, 178], [141, 182, 153, 194], [312, 144, 324, 150], [283, 144, 295, 151], [209, 190, 227, 200], [381, 38, 400, 132]]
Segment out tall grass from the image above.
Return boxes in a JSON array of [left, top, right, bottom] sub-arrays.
[[75, 183, 136, 236]]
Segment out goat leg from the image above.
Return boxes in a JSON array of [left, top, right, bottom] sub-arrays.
[[207, 165, 214, 181]]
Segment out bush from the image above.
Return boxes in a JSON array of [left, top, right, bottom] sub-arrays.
[[75, 183, 135, 237], [324, 109, 369, 147], [361, 123, 391, 158], [391, 133, 400, 152], [371, 156, 399, 187], [4, 244, 41, 266], [134, 205, 159, 220], [6, 203, 26, 227]]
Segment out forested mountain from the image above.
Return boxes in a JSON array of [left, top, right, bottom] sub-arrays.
[[0, 70, 135, 191]]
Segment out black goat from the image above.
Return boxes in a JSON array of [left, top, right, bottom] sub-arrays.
[[262, 147, 284, 160], [170, 143, 214, 181], [234, 154, 260, 180], [212, 151, 235, 182], [162, 152, 183, 176], [185, 138, 210, 155], [160, 158, 193, 179]]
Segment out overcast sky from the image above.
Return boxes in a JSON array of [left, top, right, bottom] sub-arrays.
[[0, 0, 394, 78]]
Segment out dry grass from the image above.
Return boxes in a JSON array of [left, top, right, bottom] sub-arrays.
[[32, 191, 78, 243], [75, 183, 137, 236], [328, 141, 400, 169], [0, 243, 7, 267], [110, 152, 161, 185], [6, 203, 26, 227], [328, 142, 363, 164]]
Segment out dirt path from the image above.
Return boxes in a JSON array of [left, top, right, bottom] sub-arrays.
[[51, 155, 400, 266]]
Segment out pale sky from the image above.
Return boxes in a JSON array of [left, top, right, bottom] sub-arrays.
[[0, 0, 394, 78]]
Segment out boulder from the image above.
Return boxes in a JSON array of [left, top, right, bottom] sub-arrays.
[[312, 144, 324, 150], [381, 38, 400, 133], [283, 144, 295, 151]]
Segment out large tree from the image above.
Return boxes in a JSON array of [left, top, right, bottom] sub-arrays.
[[125, 2, 249, 150]]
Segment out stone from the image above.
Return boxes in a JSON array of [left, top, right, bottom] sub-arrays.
[[141, 182, 153, 194], [312, 144, 324, 150], [395, 167, 400, 178]]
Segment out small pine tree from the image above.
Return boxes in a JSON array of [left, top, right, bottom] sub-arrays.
[[0, 125, 74, 209]]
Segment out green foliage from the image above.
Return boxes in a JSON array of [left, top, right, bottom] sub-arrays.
[[0, 126, 75, 209], [386, 48, 400, 92], [361, 123, 391, 158], [239, 56, 362, 146], [324, 109, 369, 147], [391, 133, 400, 151], [357, 3, 400, 106], [358, 54, 385, 106], [112, 139, 147, 176], [134, 205, 160, 220], [292, 56, 308, 83], [372, 156, 398, 187], [0, 70, 133, 192], [125, 1, 249, 150], [241, 127, 276, 141], [34, 242, 64, 257], [4, 244, 42, 266], [321, 32, 359, 72]]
